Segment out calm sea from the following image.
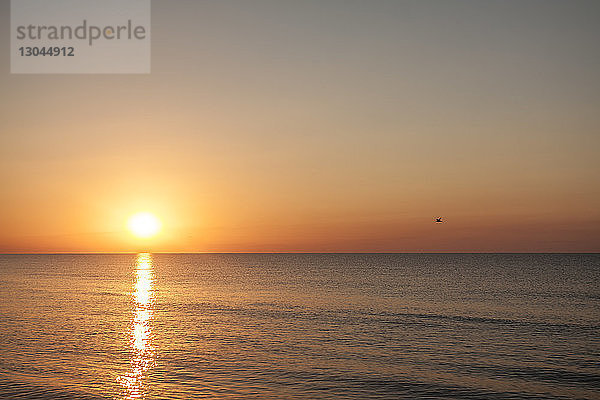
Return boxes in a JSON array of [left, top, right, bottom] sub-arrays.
[[0, 254, 598, 399]]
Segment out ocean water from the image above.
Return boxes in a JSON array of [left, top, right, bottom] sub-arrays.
[[0, 253, 598, 399]]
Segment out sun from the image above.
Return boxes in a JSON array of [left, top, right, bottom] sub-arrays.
[[128, 212, 161, 238]]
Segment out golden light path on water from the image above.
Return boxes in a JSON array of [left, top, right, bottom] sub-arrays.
[[117, 253, 155, 399]]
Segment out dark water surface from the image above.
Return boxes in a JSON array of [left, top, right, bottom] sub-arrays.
[[0, 254, 598, 399]]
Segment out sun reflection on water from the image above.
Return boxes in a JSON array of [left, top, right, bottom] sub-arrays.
[[117, 253, 155, 399]]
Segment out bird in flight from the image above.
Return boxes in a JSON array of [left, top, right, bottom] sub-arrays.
[[435, 217, 443, 223]]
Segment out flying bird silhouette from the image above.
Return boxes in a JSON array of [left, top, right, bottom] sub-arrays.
[[435, 217, 443, 223]]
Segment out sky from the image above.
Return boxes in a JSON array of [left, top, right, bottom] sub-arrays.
[[1, 0, 599, 252]]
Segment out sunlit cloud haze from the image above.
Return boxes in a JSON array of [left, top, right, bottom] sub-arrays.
[[1, 0, 599, 252]]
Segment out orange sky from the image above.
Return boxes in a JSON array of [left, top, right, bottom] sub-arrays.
[[1, 1, 599, 252]]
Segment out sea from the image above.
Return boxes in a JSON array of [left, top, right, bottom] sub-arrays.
[[0, 253, 598, 399]]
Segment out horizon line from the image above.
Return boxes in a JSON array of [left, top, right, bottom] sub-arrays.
[[0, 251, 598, 255]]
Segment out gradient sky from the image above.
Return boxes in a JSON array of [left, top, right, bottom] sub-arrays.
[[1, 0, 599, 252]]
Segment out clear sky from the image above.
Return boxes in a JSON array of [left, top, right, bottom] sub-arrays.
[[1, 0, 599, 252]]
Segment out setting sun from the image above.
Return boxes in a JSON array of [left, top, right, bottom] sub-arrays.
[[128, 212, 162, 239]]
